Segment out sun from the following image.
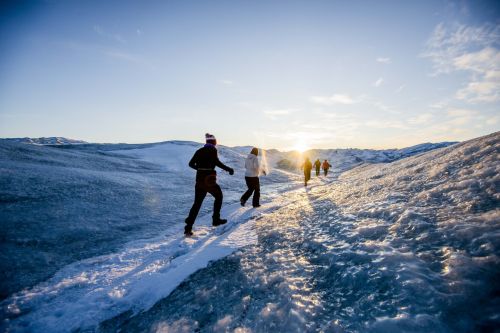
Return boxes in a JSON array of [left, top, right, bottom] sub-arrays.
[[292, 141, 309, 153]]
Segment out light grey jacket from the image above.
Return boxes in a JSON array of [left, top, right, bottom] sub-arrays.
[[244, 154, 261, 177]]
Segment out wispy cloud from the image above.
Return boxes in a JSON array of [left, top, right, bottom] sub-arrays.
[[456, 80, 499, 103], [446, 108, 478, 125], [104, 50, 140, 62], [62, 40, 154, 69], [447, 108, 477, 117], [263, 108, 296, 120], [486, 115, 499, 125], [453, 47, 500, 102], [373, 77, 384, 87], [310, 94, 358, 105], [93, 25, 127, 44], [408, 113, 433, 125], [220, 79, 234, 86], [364, 120, 408, 130], [429, 100, 449, 109], [376, 57, 391, 64], [421, 22, 500, 103], [395, 84, 406, 93], [421, 23, 499, 74]]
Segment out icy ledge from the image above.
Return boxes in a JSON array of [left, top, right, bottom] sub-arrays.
[[1, 200, 284, 332]]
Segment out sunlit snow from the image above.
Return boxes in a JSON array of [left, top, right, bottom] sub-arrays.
[[1, 133, 498, 332]]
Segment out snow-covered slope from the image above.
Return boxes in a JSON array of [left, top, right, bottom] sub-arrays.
[[0, 137, 88, 145], [0, 141, 299, 300], [0, 133, 496, 332], [98, 132, 496, 333]]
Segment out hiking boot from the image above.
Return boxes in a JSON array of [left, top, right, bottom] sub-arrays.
[[212, 218, 227, 226], [240, 199, 245, 207], [253, 204, 261, 208], [184, 224, 193, 237]]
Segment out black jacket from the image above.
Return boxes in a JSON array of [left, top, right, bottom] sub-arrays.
[[189, 145, 232, 182]]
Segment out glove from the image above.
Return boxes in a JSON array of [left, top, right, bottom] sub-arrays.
[[262, 170, 267, 176], [228, 168, 234, 175]]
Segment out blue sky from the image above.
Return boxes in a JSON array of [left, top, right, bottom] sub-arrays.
[[0, 0, 499, 149]]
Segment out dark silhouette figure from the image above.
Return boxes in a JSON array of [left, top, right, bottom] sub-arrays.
[[184, 133, 234, 236], [314, 159, 321, 176], [241, 147, 266, 207], [322, 159, 331, 176], [301, 157, 313, 186]]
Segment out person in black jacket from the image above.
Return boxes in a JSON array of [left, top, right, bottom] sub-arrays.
[[184, 133, 234, 236]]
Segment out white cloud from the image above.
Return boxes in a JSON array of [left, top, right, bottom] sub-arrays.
[[408, 113, 434, 125], [310, 94, 358, 105], [364, 120, 408, 130], [456, 81, 499, 103], [372, 101, 390, 112], [376, 57, 391, 64], [452, 47, 500, 102], [421, 22, 500, 103], [453, 47, 500, 73], [429, 100, 449, 109], [447, 108, 477, 117], [486, 116, 499, 125], [395, 84, 406, 93], [373, 77, 384, 87], [446, 108, 478, 126], [353, 95, 400, 115], [220, 79, 234, 86], [421, 23, 499, 74], [263, 108, 296, 120]]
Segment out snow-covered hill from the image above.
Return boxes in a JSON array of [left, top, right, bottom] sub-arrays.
[[0, 133, 497, 332], [268, 141, 456, 173], [0, 137, 88, 145]]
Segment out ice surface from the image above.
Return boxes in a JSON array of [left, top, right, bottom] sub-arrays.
[[1, 134, 497, 332]]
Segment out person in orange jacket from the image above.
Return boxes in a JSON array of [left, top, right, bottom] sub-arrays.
[[322, 159, 331, 176]]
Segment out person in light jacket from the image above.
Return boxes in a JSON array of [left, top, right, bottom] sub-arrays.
[[240, 147, 265, 208]]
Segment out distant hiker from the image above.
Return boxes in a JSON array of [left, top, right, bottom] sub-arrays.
[[240, 147, 266, 208], [301, 157, 312, 186], [184, 133, 234, 236], [314, 159, 321, 176], [322, 159, 331, 176]]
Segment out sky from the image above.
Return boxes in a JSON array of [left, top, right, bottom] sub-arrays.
[[0, 0, 499, 150]]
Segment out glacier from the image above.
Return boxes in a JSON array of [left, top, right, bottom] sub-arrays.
[[0, 133, 498, 332]]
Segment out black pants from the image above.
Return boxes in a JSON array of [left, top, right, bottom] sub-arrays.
[[186, 181, 223, 226], [323, 168, 329, 176], [241, 177, 260, 206]]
